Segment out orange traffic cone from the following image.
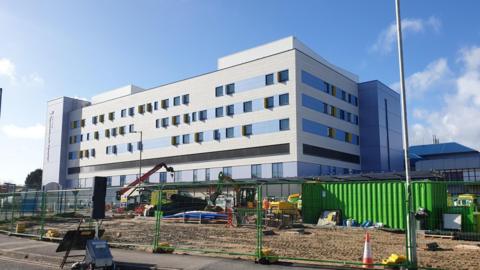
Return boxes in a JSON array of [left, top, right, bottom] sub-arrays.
[[362, 232, 373, 269]]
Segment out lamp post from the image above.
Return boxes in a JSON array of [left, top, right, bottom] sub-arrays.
[[394, 0, 417, 266], [132, 131, 143, 179]]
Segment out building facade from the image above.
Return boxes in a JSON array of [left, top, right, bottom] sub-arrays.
[[42, 37, 402, 188]]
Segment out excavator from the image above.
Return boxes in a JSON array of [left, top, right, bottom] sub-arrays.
[[115, 163, 174, 212], [207, 172, 256, 210]]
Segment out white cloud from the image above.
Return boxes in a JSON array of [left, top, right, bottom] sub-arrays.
[[410, 46, 480, 150], [0, 57, 44, 87], [371, 16, 441, 54], [0, 58, 16, 80], [390, 58, 452, 98], [1, 123, 45, 140]]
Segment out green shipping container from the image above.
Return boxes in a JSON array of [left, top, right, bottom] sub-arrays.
[[302, 181, 448, 230]]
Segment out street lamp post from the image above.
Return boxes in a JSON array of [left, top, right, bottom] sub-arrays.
[[132, 131, 143, 179], [394, 0, 417, 266]]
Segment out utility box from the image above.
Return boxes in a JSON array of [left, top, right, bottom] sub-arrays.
[[85, 240, 113, 268]]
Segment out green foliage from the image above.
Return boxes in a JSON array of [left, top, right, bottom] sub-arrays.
[[25, 168, 42, 190]]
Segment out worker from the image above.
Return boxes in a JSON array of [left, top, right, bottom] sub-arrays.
[[262, 198, 270, 210]]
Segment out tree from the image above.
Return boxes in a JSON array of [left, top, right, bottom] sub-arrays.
[[25, 169, 42, 190]]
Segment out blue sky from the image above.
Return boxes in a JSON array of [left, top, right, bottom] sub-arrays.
[[1, 0, 480, 184]]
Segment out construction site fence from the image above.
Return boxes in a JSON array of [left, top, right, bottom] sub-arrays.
[[1, 180, 480, 269]]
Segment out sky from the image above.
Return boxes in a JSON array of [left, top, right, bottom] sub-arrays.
[[1, 0, 480, 185]]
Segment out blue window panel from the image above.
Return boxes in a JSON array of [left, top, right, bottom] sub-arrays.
[[182, 134, 190, 144], [233, 126, 241, 137], [301, 70, 327, 92], [199, 110, 208, 121], [302, 94, 324, 112], [206, 108, 215, 119], [252, 99, 263, 111], [234, 102, 244, 114], [302, 118, 328, 137], [335, 129, 346, 141], [235, 75, 265, 94], [279, 93, 289, 106], [143, 137, 170, 150], [215, 107, 224, 118], [226, 127, 235, 138], [203, 130, 214, 142], [251, 119, 279, 135], [117, 144, 129, 154], [265, 73, 274, 85], [278, 70, 289, 82], [215, 86, 223, 97]]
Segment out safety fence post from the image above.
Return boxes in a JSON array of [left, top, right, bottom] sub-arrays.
[[10, 190, 16, 232], [39, 191, 47, 239], [255, 184, 263, 261], [153, 185, 163, 251]]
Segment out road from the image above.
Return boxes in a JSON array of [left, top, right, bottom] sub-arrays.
[[0, 234, 335, 270]]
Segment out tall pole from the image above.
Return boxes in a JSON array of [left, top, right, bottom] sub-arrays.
[[138, 131, 143, 179], [394, 0, 417, 266]]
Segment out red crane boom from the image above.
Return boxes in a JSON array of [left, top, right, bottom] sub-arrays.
[[115, 163, 174, 200]]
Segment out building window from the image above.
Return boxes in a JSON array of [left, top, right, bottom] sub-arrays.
[[92, 116, 98, 125], [195, 132, 204, 143], [278, 69, 289, 82], [323, 103, 328, 114], [161, 99, 169, 109], [182, 94, 189, 104], [346, 112, 352, 122], [99, 114, 105, 123], [345, 132, 352, 143], [182, 134, 190, 144], [279, 119, 290, 131], [251, 164, 262, 179], [109, 112, 115, 121], [339, 109, 345, 120], [279, 93, 289, 106], [272, 163, 283, 178], [121, 109, 127, 118], [146, 103, 153, 112], [90, 149, 96, 157], [81, 119, 85, 127], [171, 136, 180, 146], [192, 112, 197, 122], [354, 115, 359, 125], [137, 141, 143, 151], [86, 133, 90, 141], [341, 90, 346, 101], [205, 168, 211, 181], [330, 106, 336, 117], [264, 96, 274, 108], [129, 124, 135, 133], [174, 171, 182, 182], [128, 107, 135, 116], [159, 172, 167, 183], [226, 127, 234, 138], [199, 110, 207, 121], [215, 107, 224, 118], [138, 104, 145, 114], [105, 129, 110, 138], [243, 101, 252, 113], [226, 104, 234, 116], [193, 169, 198, 182], [94, 131, 99, 140], [226, 83, 235, 95], [173, 96, 181, 106], [331, 85, 337, 97], [183, 113, 190, 124], [119, 126, 125, 135], [172, 115, 180, 126], [155, 119, 160, 128], [328, 127, 335, 138], [242, 124, 252, 136], [223, 167, 232, 177], [214, 129, 221, 141], [265, 73, 274, 85], [154, 101, 158, 110], [127, 143, 133, 152], [161, 117, 169, 127], [215, 86, 223, 97]]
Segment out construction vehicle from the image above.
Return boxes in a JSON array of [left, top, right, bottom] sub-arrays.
[[265, 197, 302, 229], [115, 163, 174, 212], [207, 172, 256, 210]]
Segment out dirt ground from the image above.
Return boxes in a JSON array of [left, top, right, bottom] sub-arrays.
[[10, 216, 480, 270]]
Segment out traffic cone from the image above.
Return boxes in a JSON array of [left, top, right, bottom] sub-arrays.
[[362, 232, 373, 269]]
